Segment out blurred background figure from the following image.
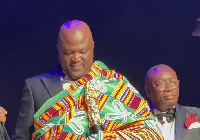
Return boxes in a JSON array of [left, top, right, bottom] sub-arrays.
[[0, 106, 10, 140], [192, 18, 200, 37]]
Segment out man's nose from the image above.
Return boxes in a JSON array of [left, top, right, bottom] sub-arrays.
[[71, 53, 81, 62], [164, 82, 173, 91]]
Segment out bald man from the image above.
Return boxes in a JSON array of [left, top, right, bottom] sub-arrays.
[[13, 20, 163, 139], [144, 64, 200, 140]]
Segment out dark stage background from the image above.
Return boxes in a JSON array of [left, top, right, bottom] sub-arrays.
[[0, 0, 200, 136]]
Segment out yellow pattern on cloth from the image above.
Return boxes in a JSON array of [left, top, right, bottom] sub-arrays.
[[33, 61, 163, 140]]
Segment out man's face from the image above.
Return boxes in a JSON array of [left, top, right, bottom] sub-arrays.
[[57, 28, 94, 80], [145, 66, 179, 111]]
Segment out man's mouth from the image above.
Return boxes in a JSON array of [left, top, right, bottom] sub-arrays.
[[70, 64, 82, 70], [163, 95, 175, 100]]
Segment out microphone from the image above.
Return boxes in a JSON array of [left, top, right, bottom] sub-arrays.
[[0, 122, 10, 140]]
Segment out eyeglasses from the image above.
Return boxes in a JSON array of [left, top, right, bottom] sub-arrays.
[[154, 79, 180, 91]]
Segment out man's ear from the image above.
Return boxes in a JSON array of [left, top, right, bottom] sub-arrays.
[[144, 85, 150, 97]]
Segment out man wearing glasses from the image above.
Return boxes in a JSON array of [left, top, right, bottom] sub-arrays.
[[144, 64, 200, 140]]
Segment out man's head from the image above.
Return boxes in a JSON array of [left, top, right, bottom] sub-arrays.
[[144, 64, 179, 112], [57, 20, 94, 80]]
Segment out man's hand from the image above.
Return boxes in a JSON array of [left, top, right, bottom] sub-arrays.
[[0, 106, 7, 124], [32, 132, 37, 140]]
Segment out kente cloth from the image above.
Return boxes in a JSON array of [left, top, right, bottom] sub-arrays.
[[34, 61, 163, 140]]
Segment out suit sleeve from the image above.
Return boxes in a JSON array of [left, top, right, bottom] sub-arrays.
[[12, 79, 35, 140]]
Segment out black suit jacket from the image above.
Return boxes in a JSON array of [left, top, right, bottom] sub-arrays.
[[12, 66, 63, 140], [175, 104, 200, 140], [151, 103, 200, 140]]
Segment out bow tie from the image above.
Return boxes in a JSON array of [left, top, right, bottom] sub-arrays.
[[153, 108, 176, 123]]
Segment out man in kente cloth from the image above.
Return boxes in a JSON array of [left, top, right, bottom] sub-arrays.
[[13, 20, 163, 140]]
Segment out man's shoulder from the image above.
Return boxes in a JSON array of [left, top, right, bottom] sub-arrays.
[[104, 69, 128, 81], [180, 104, 200, 117], [103, 69, 141, 99], [27, 72, 51, 80], [183, 105, 200, 113], [26, 66, 61, 81]]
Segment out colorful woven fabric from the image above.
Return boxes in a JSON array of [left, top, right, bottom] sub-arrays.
[[34, 61, 163, 140]]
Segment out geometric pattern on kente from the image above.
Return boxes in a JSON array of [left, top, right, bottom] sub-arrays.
[[34, 61, 163, 140]]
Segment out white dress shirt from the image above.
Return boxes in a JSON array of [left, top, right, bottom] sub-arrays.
[[61, 75, 75, 89], [156, 116, 175, 140]]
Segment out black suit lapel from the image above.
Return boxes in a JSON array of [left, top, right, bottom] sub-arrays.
[[175, 104, 187, 140], [41, 65, 64, 98], [41, 76, 63, 97]]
